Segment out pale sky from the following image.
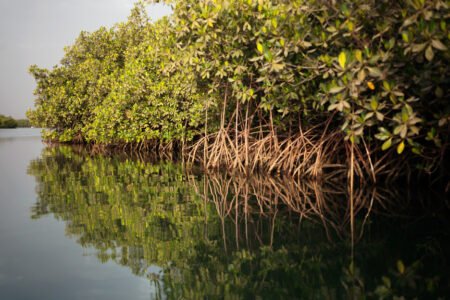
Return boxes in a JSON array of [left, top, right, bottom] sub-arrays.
[[0, 0, 172, 118]]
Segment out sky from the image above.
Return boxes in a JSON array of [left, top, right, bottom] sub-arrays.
[[0, 0, 172, 119]]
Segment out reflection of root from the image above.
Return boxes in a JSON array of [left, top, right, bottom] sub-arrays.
[[190, 172, 405, 245]]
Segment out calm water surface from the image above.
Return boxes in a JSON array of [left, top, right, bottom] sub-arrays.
[[0, 128, 449, 299], [0, 129, 152, 300]]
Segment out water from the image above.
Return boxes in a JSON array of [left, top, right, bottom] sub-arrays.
[[0, 129, 152, 300], [0, 128, 449, 299]]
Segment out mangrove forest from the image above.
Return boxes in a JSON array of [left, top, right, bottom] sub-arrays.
[[28, 0, 450, 181], [0, 114, 30, 128], [0, 0, 446, 298], [26, 0, 450, 182]]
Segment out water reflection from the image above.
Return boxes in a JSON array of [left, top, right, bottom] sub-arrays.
[[28, 146, 449, 299]]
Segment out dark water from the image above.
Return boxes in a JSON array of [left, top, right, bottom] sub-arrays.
[[0, 129, 449, 299]]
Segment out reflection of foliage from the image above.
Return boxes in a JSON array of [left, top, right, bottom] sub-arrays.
[[164, 243, 345, 299], [28, 146, 449, 298], [371, 260, 437, 299], [29, 146, 213, 276]]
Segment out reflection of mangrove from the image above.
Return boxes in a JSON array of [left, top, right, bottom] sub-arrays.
[[191, 172, 442, 243], [29, 146, 209, 277], [28, 146, 450, 299]]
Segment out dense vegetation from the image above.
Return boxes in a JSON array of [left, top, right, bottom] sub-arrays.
[[28, 146, 450, 298], [0, 114, 30, 128], [28, 0, 450, 180], [0, 114, 17, 128]]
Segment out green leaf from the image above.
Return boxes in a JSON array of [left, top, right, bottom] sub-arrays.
[[348, 261, 355, 275], [382, 276, 391, 288], [382, 138, 392, 151], [263, 49, 273, 61], [329, 86, 345, 94], [370, 98, 378, 110], [397, 141, 405, 154], [367, 67, 382, 78], [401, 109, 409, 122], [435, 86, 443, 98], [271, 18, 278, 29], [397, 260, 405, 274], [338, 52, 347, 69], [401, 32, 409, 43], [412, 147, 422, 155]]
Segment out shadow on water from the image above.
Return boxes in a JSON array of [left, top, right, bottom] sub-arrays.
[[27, 145, 450, 299]]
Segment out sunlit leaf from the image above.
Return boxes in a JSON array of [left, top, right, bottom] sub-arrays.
[[397, 141, 405, 154], [355, 50, 362, 62], [257, 42, 264, 54], [431, 39, 447, 51], [329, 86, 345, 94], [411, 43, 427, 53], [338, 52, 347, 69], [382, 138, 392, 151]]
